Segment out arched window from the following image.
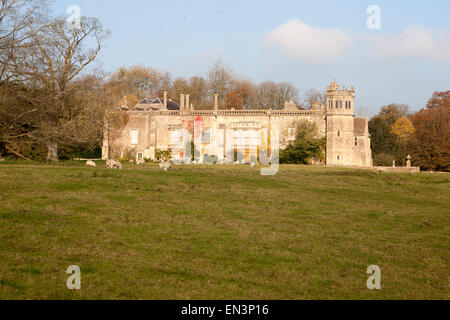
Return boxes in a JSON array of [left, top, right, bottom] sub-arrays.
[[355, 137, 358, 146], [338, 131, 340, 137]]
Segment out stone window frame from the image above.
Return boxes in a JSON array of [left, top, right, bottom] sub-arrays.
[[202, 130, 211, 144], [288, 127, 296, 141], [169, 129, 183, 146], [130, 129, 139, 145]]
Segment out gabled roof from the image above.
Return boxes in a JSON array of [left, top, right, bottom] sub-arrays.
[[134, 98, 180, 111], [138, 98, 164, 105], [166, 101, 180, 110]]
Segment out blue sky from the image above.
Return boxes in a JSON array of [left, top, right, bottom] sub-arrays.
[[53, 0, 450, 115]]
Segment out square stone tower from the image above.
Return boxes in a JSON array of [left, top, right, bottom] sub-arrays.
[[326, 81, 355, 166]]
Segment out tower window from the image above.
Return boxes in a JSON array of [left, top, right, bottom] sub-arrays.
[[349, 101, 352, 109], [335, 101, 338, 109], [338, 131, 340, 137], [355, 137, 358, 146]]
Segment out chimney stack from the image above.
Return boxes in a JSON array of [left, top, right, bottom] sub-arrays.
[[186, 95, 190, 111], [214, 94, 219, 111], [163, 91, 168, 109], [180, 94, 185, 110]]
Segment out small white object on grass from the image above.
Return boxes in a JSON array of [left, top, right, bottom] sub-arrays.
[[106, 159, 122, 170], [86, 160, 96, 167], [159, 160, 172, 171]]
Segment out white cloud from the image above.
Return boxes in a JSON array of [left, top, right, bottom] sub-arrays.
[[262, 19, 352, 63], [368, 26, 450, 61]]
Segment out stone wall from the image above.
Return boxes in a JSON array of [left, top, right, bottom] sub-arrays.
[[374, 167, 421, 173], [103, 109, 327, 163], [102, 81, 373, 167]]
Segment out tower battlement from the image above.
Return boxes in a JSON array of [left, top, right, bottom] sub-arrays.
[[326, 81, 355, 116]]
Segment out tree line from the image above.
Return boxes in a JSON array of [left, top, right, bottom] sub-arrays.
[[368, 91, 449, 171], [109, 61, 306, 111]]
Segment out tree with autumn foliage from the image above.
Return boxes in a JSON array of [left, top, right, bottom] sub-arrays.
[[378, 104, 410, 125], [409, 91, 450, 171], [225, 80, 252, 110], [391, 117, 415, 163], [369, 104, 410, 165]]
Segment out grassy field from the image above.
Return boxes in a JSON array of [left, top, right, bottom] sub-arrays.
[[0, 161, 448, 300]]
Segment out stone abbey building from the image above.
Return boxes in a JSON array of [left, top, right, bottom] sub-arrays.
[[102, 81, 373, 167]]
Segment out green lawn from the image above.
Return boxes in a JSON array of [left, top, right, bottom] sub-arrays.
[[0, 162, 448, 299]]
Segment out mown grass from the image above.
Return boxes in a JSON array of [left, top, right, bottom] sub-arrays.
[[0, 161, 448, 299]]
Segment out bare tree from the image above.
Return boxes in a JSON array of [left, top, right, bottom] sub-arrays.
[[356, 106, 370, 119], [189, 76, 208, 109], [0, 0, 49, 83], [15, 16, 110, 161], [104, 109, 129, 160], [304, 89, 326, 109], [170, 77, 189, 103], [276, 82, 300, 109], [248, 81, 275, 110], [0, 0, 50, 158], [207, 60, 234, 106], [108, 65, 172, 101], [68, 73, 111, 150], [247, 81, 299, 110]]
